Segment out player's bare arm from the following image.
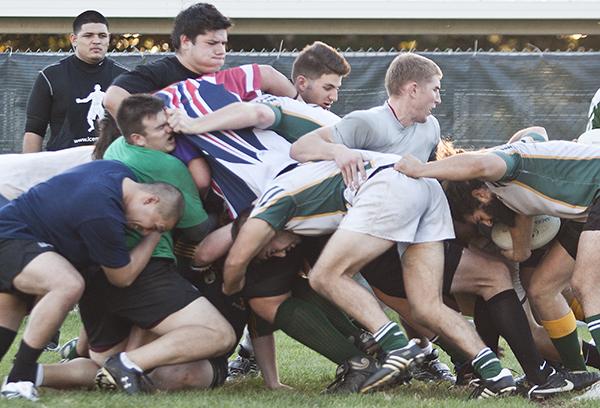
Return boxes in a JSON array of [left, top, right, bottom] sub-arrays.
[[167, 102, 276, 135], [193, 223, 234, 266], [258, 65, 296, 98], [223, 218, 276, 295], [22, 132, 44, 153], [101, 231, 161, 287], [290, 127, 366, 188], [394, 151, 507, 181], [503, 213, 534, 262], [103, 85, 130, 118]]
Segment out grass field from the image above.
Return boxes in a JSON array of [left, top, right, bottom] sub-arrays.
[[1, 311, 599, 407]]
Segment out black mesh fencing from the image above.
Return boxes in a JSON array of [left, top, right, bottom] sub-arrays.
[[1, 51, 600, 153]]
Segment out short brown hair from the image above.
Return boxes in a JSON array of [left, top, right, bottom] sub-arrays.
[[385, 53, 442, 96], [116, 95, 165, 143], [291, 41, 350, 81]]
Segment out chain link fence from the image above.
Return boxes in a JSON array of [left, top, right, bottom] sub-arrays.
[[1, 50, 599, 153]]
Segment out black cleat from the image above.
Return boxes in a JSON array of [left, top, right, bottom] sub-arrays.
[[323, 355, 378, 394], [469, 368, 516, 399], [564, 369, 600, 391], [99, 354, 154, 395], [227, 346, 260, 380], [411, 349, 456, 384], [527, 369, 574, 399], [359, 340, 425, 394]]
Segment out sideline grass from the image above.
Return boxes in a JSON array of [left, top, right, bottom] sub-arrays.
[[1, 312, 597, 407]]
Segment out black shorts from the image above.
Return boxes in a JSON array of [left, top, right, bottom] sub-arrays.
[[178, 258, 275, 347], [242, 245, 304, 299], [79, 258, 201, 352], [558, 219, 584, 260], [0, 238, 55, 294], [584, 198, 600, 232], [361, 240, 463, 299]]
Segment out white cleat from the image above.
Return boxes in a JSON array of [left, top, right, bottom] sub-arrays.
[[0, 379, 39, 401]]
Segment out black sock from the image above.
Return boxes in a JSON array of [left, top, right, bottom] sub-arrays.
[[583, 340, 600, 369], [7, 340, 43, 383], [0, 326, 17, 361], [473, 296, 500, 354], [487, 289, 552, 385], [274, 297, 365, 364]]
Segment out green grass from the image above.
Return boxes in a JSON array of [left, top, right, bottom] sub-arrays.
[[1, 311, 600, 407]]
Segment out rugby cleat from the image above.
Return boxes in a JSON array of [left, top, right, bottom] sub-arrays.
[[58, 337, 79, 362], [564, 369, 600, 391], [527, 369, 574, 399], [99, 354, 154, 395], [411, 348, 456, 384], [323, 355, 378, 394], [359, 339, 425, 394], [0, 378, 39, 401], [469, 368, 516, 399], [227, 345, 260, 380]]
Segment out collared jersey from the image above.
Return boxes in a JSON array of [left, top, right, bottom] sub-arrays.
[[489, 140, 600, 221], [158, 69, 339, 218], [251, 151, 400, 235]]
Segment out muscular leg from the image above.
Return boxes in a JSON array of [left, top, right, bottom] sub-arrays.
[[125, 297, 235, 371], [40, 358, 99, 389], [309, 230, 394, 334], [572, 231, 600, 360], [403, 242, 484, 358], [529, 241, 585, 370], [0, 293, 27, 361], [8, 252, 84, 383], [148, 360, 215, 391]]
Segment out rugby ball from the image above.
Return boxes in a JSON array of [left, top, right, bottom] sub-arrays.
[[491, 215, 561, 251], [577, 128, 600, 145]]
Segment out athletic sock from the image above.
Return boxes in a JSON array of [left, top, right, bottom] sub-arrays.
[[585, 314, 600, 367], [120, 352, 143, 372], [583, 340, 600, 369], [7, 340, 43, 383], [274, 297, 365, 364], [473, 296, 500, 354], [486, 289, 552, 385], [373, 321, 408, 352], [542, 311, 587, 371], [471, 347, 503, 380], [292, 279, 363, 341], [0, 326, 17, 361]]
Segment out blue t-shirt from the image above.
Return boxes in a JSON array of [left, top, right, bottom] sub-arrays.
[[0, 160, 135, 269]]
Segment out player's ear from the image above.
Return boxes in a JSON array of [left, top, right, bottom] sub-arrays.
[[295, 75, 308, 92], [130, 133, 146, 147]]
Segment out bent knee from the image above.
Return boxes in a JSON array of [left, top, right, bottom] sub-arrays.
[[307, 268, 328, 293]]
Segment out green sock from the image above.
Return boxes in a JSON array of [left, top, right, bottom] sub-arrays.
[[293, 278, 363, 341], [586, 314, 600, 368], [551, 331, 587, 371], [373, 322, 408, 352], [542, 311, 587, 371], [274, 297, 365, 364], [472, 347, 503, 380]]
